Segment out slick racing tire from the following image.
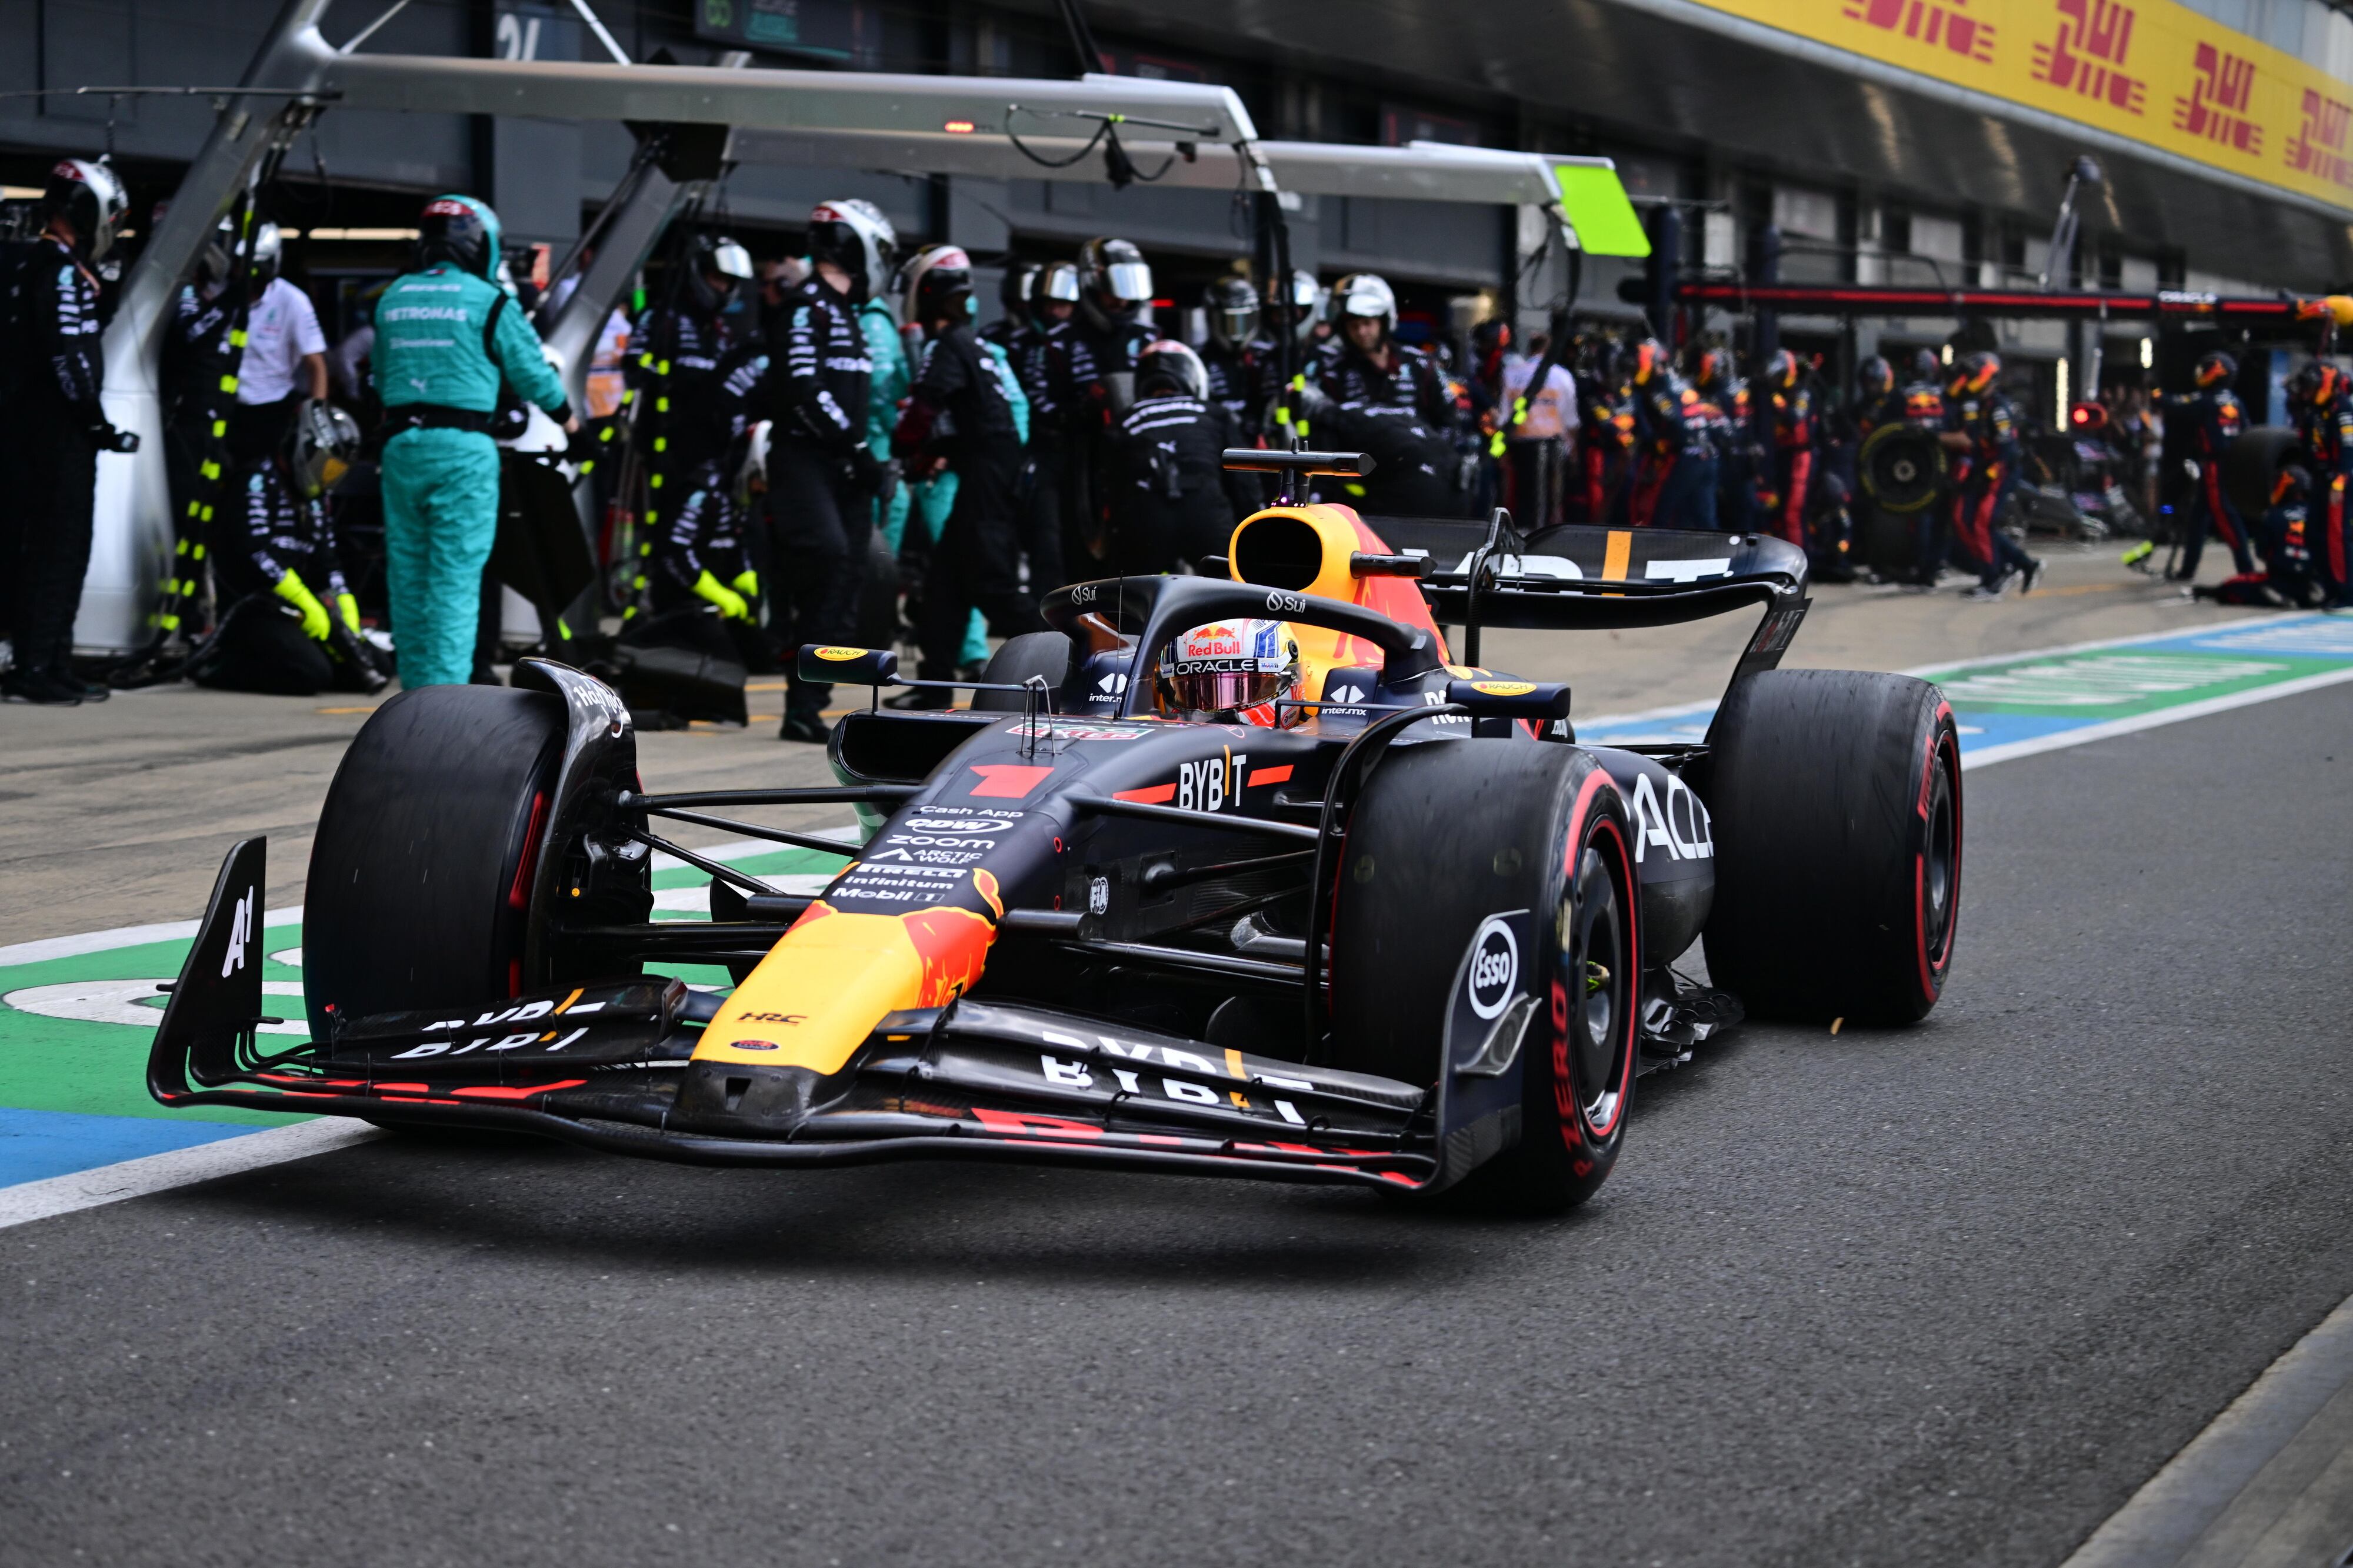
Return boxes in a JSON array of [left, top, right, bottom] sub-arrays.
[[1701, 669, 1961, 1025], [1329, 740, 1640, 1214], [302, 684, 567, 1045], [970, 630, 1070, 712], [856, 529, 902, 652]]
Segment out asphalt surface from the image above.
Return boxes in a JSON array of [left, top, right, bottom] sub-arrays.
[[1, 682, 2348, 1565]]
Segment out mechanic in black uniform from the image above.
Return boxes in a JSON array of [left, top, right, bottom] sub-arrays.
[[1057, 237, 1158, 568], [979, 263, 1034, 355], [1013, 261, 1082, 595], [1199, 275, 1271, 435], [632, 233, 752, 561], [1104, 340, 1262, 574], [2168, 350, 2253, 581], [156, 218, 246, 636], [1945, 351, 2042, 599], [2, 159, 135, 706], [631, 339, 771, 657], [1900, 348, 1961, 586], [1302, 272, 1461, 516], [769, 202, 881, 742], [890, 244, 1036, 706], [191, 401, 386, 695]]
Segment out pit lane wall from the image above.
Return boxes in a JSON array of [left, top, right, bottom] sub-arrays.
[[1685, 0, 2353, 215]]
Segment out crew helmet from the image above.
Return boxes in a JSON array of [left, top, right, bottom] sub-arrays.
[[290, 399, 363, 499], [1287, 269, 1326, 344], [196, 216, 235, 286], [1156, 618, 1300, 719], [1909, 347, 1943, 386], [416, 194, 501, 279], [899, 243, 976, 328], [1135, 339, 1208, 400], [2195, 351, 2238, 389], [1951, 350, 2001, 395], [808, 198, 898, 304], [250, 222, 284, 288], [1620, 337, 1670, 385], [1689, 345, 1733, 391], [2293, 361, 2344, 408], [686, 233, 754, 311], [1204, 276, 1260, 350], [1078, 236, 1153, 328], [1857, 353, 1894, 397], [1031, 260, 1082, 309], [1001, 263, 1038, 323], [1762, 346, 1801, 389], [42, 158, 128, 262], [1329, 273, 1398, 338]]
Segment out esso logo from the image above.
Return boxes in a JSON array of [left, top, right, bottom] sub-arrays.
[[1466, 915, 1519, 1020], [905, 816, 1015, 833], [814, 646, 868, 662], [1474, 680, 1536, 696], [1264, 590, 1308, 616]]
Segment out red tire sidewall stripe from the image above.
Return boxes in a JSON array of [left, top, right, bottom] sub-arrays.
[[1556, 769, 1637, 1147], [1913, 704, 1961, 1002]]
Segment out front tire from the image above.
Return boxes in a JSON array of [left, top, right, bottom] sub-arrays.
[[1328, 740, 1640, 1213], [970, 630, 1070, 712], [302, 685, 566, 1043], [1701, 669, 1962, 1024]]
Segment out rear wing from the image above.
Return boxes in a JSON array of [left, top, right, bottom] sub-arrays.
[[1362, 511, 1812, 732]]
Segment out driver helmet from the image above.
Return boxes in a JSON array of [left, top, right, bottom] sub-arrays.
[[1077, 236, 1152, 330], [42, 158, 128, 263], [1156, 618, 1301, 722], [808, 198, 898, 305]]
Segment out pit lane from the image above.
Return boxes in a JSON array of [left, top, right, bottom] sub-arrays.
[[1, 555, 2348, 1565]]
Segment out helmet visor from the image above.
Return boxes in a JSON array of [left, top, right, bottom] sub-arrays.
[[1102, 261, 1153, 302], [1213, 303, 1259, 342], [1038, 265, 1081, 303], [1168, 667, 1286, 712]]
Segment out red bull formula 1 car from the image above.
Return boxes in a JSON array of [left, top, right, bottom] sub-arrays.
[[150, 449, 1962, 1212]]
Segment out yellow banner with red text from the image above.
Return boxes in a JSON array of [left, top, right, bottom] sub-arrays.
[[1688, 0, 2353, 211]]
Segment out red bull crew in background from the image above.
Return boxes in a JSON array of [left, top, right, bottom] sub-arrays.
[[372, 195, 576, 689], [2168, 351, 2252, 581]]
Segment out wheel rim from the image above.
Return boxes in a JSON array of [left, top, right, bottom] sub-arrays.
[[1565, 838, 1632, 1137], [1918, 731, 1961, 976]]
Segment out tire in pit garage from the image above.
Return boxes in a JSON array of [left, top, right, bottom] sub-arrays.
[[969, 630, 1070, 712], [1328, 740, 1641, 1213], [1700, 668, 1962, 1026], [301, 686, 569, 1126]]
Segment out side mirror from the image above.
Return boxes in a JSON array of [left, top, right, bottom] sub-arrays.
[[796, 644, 899, 685], [1444, 677, 1571, 720]]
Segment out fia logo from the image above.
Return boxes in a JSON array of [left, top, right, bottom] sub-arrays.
[[1088, 876, 1109, 915], [220, 889, 254, 979]]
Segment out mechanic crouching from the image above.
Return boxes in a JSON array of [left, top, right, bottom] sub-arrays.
[[190, 402, 387, 695], [890, 245, 1036, 709], [372, 196, 576, 689]]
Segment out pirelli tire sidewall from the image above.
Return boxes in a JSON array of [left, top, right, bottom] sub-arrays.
[[970, 630, 1072, 712], [301, 684, 568, 1045], [1328, 739, 1639, 1212], [1699, 669, 1962, 1026]]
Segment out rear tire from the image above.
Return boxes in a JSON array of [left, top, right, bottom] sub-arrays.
[[970, 630, 1069, 712], [302, 685, 566, 1044], [1701, 669, 1962, 1025], [1329, 740, 1640, 1213]]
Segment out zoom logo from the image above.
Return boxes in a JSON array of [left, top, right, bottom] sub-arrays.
[[1465, 914, 1520, 1020]]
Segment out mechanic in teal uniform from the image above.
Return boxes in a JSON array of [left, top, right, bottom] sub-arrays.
[[372, 195, 576, 688]]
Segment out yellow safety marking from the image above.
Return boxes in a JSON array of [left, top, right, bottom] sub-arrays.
[[1602, 529, 1633, 582]]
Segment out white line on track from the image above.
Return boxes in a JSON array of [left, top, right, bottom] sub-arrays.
[[0, 1121, 381, 1232], [3, 629, 2345, 1229]]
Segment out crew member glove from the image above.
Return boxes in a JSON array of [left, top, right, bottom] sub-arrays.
[[336, 591, 363, 635], [729, 568, 760, 605], [275, 570, 333, 642], [692, 569, 751, 622], [846, 445, 885, 493]]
